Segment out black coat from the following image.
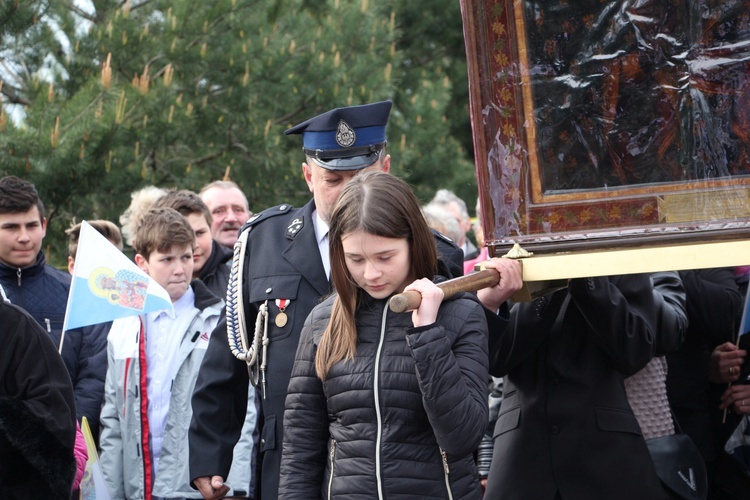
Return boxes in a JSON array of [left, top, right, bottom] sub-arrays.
[[189, 199, 464, 500], [279, 291, 489, 499], [0, 251, 107, 430], [666, 268, 745, 497], [199, 239, 232, 301], [485, 275, 666, 500], [667, 269, 742, 460], [0, 301, 77, 499]]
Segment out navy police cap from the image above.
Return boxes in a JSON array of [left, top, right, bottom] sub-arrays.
[[284, 100, 392, 171]]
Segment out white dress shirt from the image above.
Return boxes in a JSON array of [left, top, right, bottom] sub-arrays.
[[313, 211, 331, 280], [144, 286, 196, 472]]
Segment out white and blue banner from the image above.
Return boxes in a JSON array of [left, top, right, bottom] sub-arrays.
[[62, 221, 173, 332]]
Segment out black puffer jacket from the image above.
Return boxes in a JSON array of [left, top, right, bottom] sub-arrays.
[[279, 290, 489, 500]]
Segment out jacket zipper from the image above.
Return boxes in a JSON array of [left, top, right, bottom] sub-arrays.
[[16, 268, 21, 286], [328, 439, 337, 500], [440, 448, 454, 500], [374, 305, 388, 500]]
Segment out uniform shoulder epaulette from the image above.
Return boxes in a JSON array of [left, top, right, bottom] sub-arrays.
[[431, 228, 454, 246], [239, 204, 294, 233]]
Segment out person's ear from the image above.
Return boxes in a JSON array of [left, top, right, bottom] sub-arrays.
[[303, 162, 314, 193], [135, 253, 150, 275], [67, 256, 75, 275], [380, 154, 391, 174]]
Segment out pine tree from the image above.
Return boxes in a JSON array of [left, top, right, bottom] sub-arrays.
[[0, 0, 476, 264], [386, 0, 478, 206]]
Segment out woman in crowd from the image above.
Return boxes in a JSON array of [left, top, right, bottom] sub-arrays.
[[278, 171, 489, 499]]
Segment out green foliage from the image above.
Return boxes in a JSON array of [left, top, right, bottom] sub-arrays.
[[0, 0, 478, 265], [385, 0, 477, 207]]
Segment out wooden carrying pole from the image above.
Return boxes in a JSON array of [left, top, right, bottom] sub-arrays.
[[389, 269, 500, 313]]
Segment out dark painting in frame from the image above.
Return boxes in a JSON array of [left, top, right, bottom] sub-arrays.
[[459, 0, 750, 255]]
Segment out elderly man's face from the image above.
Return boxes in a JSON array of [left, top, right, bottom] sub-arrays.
[[200, 187, 250, 248]]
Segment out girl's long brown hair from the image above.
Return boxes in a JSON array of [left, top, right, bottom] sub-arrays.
[[315, 171, 437, 380]]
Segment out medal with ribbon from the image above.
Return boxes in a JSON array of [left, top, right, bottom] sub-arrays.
[[275, 298, 290, 328]]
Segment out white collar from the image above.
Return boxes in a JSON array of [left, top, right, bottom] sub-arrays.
[[150, 285, 194, 321], [312, 210, 330, 244]]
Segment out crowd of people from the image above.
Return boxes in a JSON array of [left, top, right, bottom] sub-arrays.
[[0, 100, 749, 500]]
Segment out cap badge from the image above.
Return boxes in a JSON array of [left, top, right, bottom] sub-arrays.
[[335, 120, 356, 148]]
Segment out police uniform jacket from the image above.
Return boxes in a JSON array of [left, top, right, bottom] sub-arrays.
[[190, 200, 329, 500], [484, 275, 666, 500], [189, 199, 464, 500]]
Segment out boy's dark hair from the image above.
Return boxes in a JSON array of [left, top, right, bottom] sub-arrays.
[[66, 220, 124, 259], [134, 207, 195, 261], [0, 176, 45, 219], [151, 189, 213, 226]]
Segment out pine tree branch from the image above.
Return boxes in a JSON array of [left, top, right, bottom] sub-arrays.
[[0, 61, 21, 87], [191, 150, 226, 166], [227, 125, 248, 154], [0, 58, 30, 85], [61, 93, 104, 134], [62, 0, 97, 22], [127, 0, 159, 13], [184, 9, 237, 50], [0, 78, 30, 106], [275, 103, 313, 126]]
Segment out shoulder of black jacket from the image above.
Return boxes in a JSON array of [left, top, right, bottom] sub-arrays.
[[239, 204, 295, 232]]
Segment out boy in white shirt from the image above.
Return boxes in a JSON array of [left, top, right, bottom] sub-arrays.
[[100, 207, 224, 499]]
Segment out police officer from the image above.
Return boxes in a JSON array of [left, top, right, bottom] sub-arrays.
[[188, 100, 467, 500]]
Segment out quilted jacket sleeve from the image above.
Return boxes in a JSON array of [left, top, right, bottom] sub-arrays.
[[279, 309, 330, 499], [405, 297, 490, 457]]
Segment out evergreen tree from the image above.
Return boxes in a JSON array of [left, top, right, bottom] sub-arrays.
[[0, 0, 476, 265], [386, 0, 477, 206]]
